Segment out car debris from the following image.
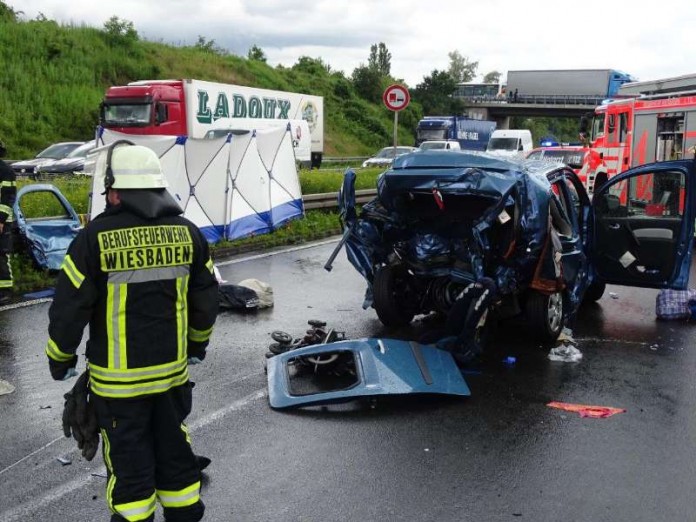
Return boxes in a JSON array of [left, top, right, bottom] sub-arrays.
[[12, 184, 82, 270], [265, 320, 470, 409], [547, 401, 626, 418]]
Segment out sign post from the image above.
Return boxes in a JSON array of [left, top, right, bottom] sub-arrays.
[[382, 84, 410, 155]]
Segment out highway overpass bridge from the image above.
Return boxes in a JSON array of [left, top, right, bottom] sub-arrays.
[[462, 99, 594, 129]]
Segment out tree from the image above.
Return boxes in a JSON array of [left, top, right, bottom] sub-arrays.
[[103, 16, 139, 43], [483, 71, 501, 84], [0, 1, 21, 22], [368, 42, 391, 76], [247, 45, 267, 62], [447, 51, 478, 83], [194, 36, 226, 55], [352, 64, 384, 103], [414, 69, 463, 115]]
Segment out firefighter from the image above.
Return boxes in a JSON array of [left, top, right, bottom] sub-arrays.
[[46, 142, 218, 522], [0, 139, 16, 304]]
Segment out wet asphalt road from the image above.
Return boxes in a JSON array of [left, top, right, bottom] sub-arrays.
[[1, 239, 695, 521]]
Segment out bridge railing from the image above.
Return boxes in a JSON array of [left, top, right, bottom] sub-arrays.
[[456, 94, 604, 106]]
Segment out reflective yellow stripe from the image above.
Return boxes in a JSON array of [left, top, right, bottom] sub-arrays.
[[188, 326, 213, 343], [0, 181, 16, 187], [157, 481, 201, 508], [0, 278, 12, 288], [181, 423, 191, 445], [114, 492, 157, 521], [107, 283, 127, 369], [117, 284, 127, 369], [90, 370, 189, 398], [45, 337, 73, 362], [0, 204, 12, 218], [88, 358, 187, 382], [205, 258, 214, 274], [176, 276, 189, 360], [101, 429, 116, 513], [107, 285, 115, 368], [61, 254, 85, 289]]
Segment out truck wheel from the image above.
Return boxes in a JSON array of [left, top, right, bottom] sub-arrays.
[[525, 290, 564, 344], [373, 266, 415, 327], [583, 281, 606, 303]]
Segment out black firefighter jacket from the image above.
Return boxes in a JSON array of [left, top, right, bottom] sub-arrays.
[[46, 190, 219, 398]]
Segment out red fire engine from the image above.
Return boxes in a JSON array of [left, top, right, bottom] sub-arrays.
[[580, 92, 696, 194]]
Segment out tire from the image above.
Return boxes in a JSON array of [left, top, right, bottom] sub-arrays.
[[583, 281, 606, 303], [373, 266, 415, 327], [525, 290, 564, 344], [271, 331, 292, 344]]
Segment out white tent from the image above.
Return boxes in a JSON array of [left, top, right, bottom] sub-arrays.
[[92, 126, 304, 243]]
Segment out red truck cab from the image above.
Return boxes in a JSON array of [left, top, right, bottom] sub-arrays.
[[100, 81, 187, 136]]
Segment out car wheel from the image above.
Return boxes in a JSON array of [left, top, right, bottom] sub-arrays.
[[583, 281, 606, 303], [526, 290, 564, 343], [373, 266, 415, 327]]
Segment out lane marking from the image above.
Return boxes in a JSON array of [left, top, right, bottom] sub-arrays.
[[0, 436, 64, 477], [0, 388, 267, 521], [0, 237, 340, 312], [214, 237, 339, 267]]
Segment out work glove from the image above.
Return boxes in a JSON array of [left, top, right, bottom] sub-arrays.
[[62, 370, 100, 461]]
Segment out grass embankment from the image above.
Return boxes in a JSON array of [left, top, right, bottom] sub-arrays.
[[12, 167, 383, 293]]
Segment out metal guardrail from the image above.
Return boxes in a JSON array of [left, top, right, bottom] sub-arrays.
[[322, 156, 369, 164], [303, 189, 377, 210], [73, 189, 376, 224]]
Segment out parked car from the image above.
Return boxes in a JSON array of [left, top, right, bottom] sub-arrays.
[[332, 150, 695, 354], [418, 140, 461, 151], [34, 141, 96, 176], [11, 142, 84, 175], [362, 146, 418, 168]]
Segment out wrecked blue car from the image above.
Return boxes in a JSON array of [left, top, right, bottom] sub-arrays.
[[329, 151, 696, 347], [13, 184, 82, 270]]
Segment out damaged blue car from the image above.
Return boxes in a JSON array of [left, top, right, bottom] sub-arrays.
[[328, 151, 696, 351]]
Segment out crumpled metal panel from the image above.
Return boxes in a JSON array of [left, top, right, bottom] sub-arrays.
[[267, 338, 470, 409], [336, 151, 559, 301], [13, 184, 82, 270]]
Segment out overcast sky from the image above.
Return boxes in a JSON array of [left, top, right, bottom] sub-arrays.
[[15, 0, 695, 87]]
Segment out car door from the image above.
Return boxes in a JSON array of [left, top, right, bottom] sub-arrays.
[[589, 160, 696, 289], [547, 168, 592, 302]]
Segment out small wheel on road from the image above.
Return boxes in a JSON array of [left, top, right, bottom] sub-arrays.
[[271, 331, 293, 344]]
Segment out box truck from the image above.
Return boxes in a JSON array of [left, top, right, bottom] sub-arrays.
[[415, 116, 496, 151], [100, 79, 324, 167], [506, 69, 635, 104]]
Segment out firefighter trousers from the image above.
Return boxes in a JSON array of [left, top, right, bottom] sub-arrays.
[[0, 225, 12, 292], [93, 382, 205, 522]]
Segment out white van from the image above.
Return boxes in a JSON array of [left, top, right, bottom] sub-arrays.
[[204, 118, 311, 164], [486, 129, 533, 158]]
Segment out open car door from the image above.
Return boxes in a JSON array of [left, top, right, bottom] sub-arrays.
[[590, 160, 696, 289]]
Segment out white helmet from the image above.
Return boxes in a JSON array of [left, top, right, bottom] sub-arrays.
[[105, 142, 168, 190]]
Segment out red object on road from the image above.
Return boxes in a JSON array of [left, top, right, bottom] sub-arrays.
[[547, 401, 626, 418]]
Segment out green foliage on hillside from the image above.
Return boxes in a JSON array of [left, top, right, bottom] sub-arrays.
[[0, 11, 422, 158]]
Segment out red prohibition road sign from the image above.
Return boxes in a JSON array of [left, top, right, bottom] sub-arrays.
[[383, 84, 410, 111]]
